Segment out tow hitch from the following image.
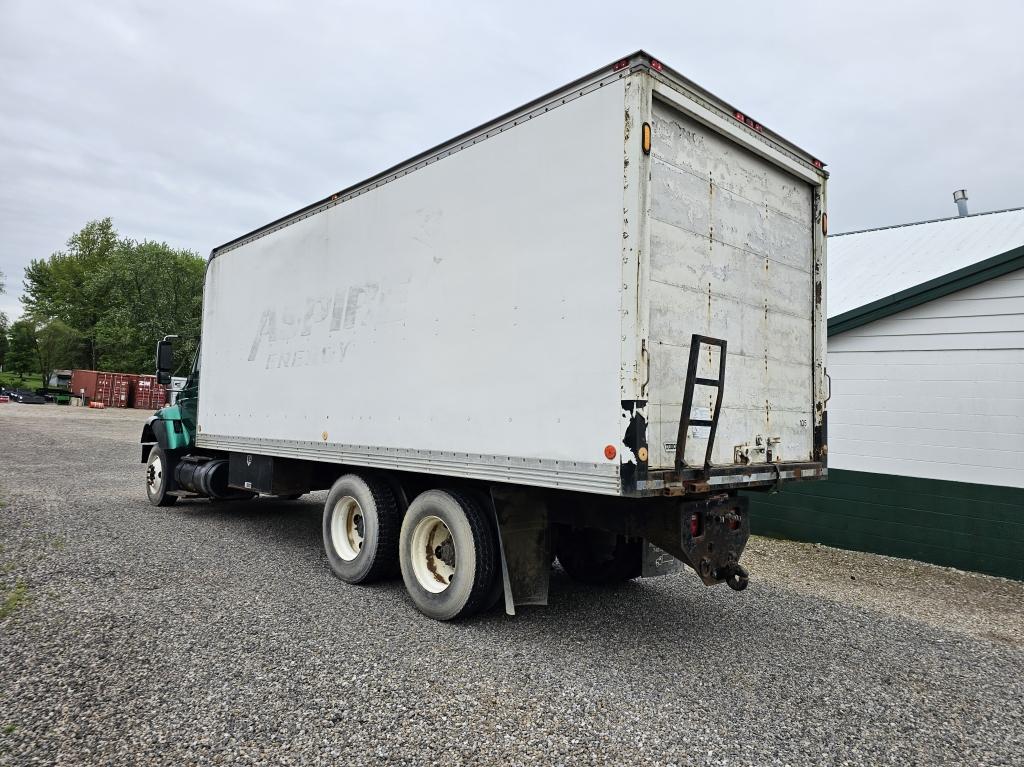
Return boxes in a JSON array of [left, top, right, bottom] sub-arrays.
[[722, 563, 749, 591], [676, 494, 751, 589]]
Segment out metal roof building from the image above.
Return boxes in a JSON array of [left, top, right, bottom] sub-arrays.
[[751, 205, 1024, 580]]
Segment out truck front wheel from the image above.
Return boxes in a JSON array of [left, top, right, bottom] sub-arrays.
[[146, 446, 178, 507], [399, 490, 498, 621], [322, 474, 400, 584]]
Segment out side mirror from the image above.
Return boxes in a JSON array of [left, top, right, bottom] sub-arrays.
[[156, 339, 173, 385]]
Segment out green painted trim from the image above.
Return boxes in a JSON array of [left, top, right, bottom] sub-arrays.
[[155, 404, 194, 451], [747, 469, 1024, 580], [828, 244, 1024, 336]]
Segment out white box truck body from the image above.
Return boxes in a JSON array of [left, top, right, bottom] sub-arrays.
[[143, 52, 828, 619]]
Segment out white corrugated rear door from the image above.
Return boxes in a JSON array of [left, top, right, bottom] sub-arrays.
[[645, 99, 815, 469]]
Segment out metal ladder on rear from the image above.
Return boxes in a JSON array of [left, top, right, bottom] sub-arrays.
[[675, 334, 727, 478]]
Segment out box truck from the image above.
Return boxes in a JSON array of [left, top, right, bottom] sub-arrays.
[[141, 51, 828, 620]]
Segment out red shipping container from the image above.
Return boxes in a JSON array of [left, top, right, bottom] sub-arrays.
[[96, 373, 132, 408], [133, 375, 167, 410], [70, 369, 100, 401]]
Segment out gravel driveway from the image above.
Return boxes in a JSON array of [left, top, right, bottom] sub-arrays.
[[1, 405, 1022, 766]]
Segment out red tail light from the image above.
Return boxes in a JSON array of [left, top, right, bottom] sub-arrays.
[[689, 513, 702, 537]]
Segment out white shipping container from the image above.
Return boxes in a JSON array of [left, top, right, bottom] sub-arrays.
[[196, 52, 828, 498]]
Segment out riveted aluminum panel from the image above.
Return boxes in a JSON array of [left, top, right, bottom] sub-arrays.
[[198, 81, 627, 486], [645, 100, 816, 469]]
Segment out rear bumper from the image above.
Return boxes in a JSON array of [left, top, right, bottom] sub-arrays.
[[634, 461, 827, 496]]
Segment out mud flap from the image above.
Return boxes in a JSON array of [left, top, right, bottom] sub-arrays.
[[489, 487, 550, 616]]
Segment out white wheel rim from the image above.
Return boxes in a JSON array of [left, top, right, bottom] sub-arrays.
[[410, 515, 456, 593], [147, 455, 163, 494], [331, 496, 365, 561]]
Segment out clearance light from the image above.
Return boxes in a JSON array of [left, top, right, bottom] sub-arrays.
[[612, 59, 629, 72], [733, 110, 763, 133], [650, 59, 663, 72], [822, 212, 828, 236], [604, 444, 617, 460], [812, 159, 823, 169], [641, 122, 651, 155]]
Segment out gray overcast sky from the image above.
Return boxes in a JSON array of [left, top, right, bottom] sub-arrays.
[[2, 0, 1023, 320]]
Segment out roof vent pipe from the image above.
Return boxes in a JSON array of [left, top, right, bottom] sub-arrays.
[[953, 189, 969, 217]]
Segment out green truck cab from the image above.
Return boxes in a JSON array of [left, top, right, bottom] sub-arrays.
[[140, 339, 199, 504]]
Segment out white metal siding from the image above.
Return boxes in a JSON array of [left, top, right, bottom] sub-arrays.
[[828, 269, 1024, 488], [199, 81, 627, 483], [645, 100, 816, 469]]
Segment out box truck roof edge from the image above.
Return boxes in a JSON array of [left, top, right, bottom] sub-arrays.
[[208, 51, 827, 262]]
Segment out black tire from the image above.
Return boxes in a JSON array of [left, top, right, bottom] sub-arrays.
[[556, 527, 641, 585], [322, 474, 400, 584], [399, 489, 498, 621], [145, 446, 178, 507]]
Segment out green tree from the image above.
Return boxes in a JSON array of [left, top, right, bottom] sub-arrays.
[[35, 320, 80, 388], [0, 267, 8, 341], [21, 218, 118, 369], [0, 324, 8, 371], [0, 268, 7, 370], [6, 320, 37, 379], [93, 238, 206, 373], [20, 220, 205, 375]]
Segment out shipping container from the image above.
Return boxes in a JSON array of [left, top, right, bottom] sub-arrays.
[[70, 370, 100, 401], [96, 373, 133, 408], [133, 375, 168, 410]]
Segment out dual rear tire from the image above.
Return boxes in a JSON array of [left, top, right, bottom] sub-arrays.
[[322, 474, 400, 584], [322, 476, 499, 621], [399, 490, 499, 621], [321, 476, 638, 619]]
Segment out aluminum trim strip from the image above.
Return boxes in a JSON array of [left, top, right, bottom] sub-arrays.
[[705, 468, 827, 486], [196, 434, 622, 495], [638, 467, 828, 493]]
